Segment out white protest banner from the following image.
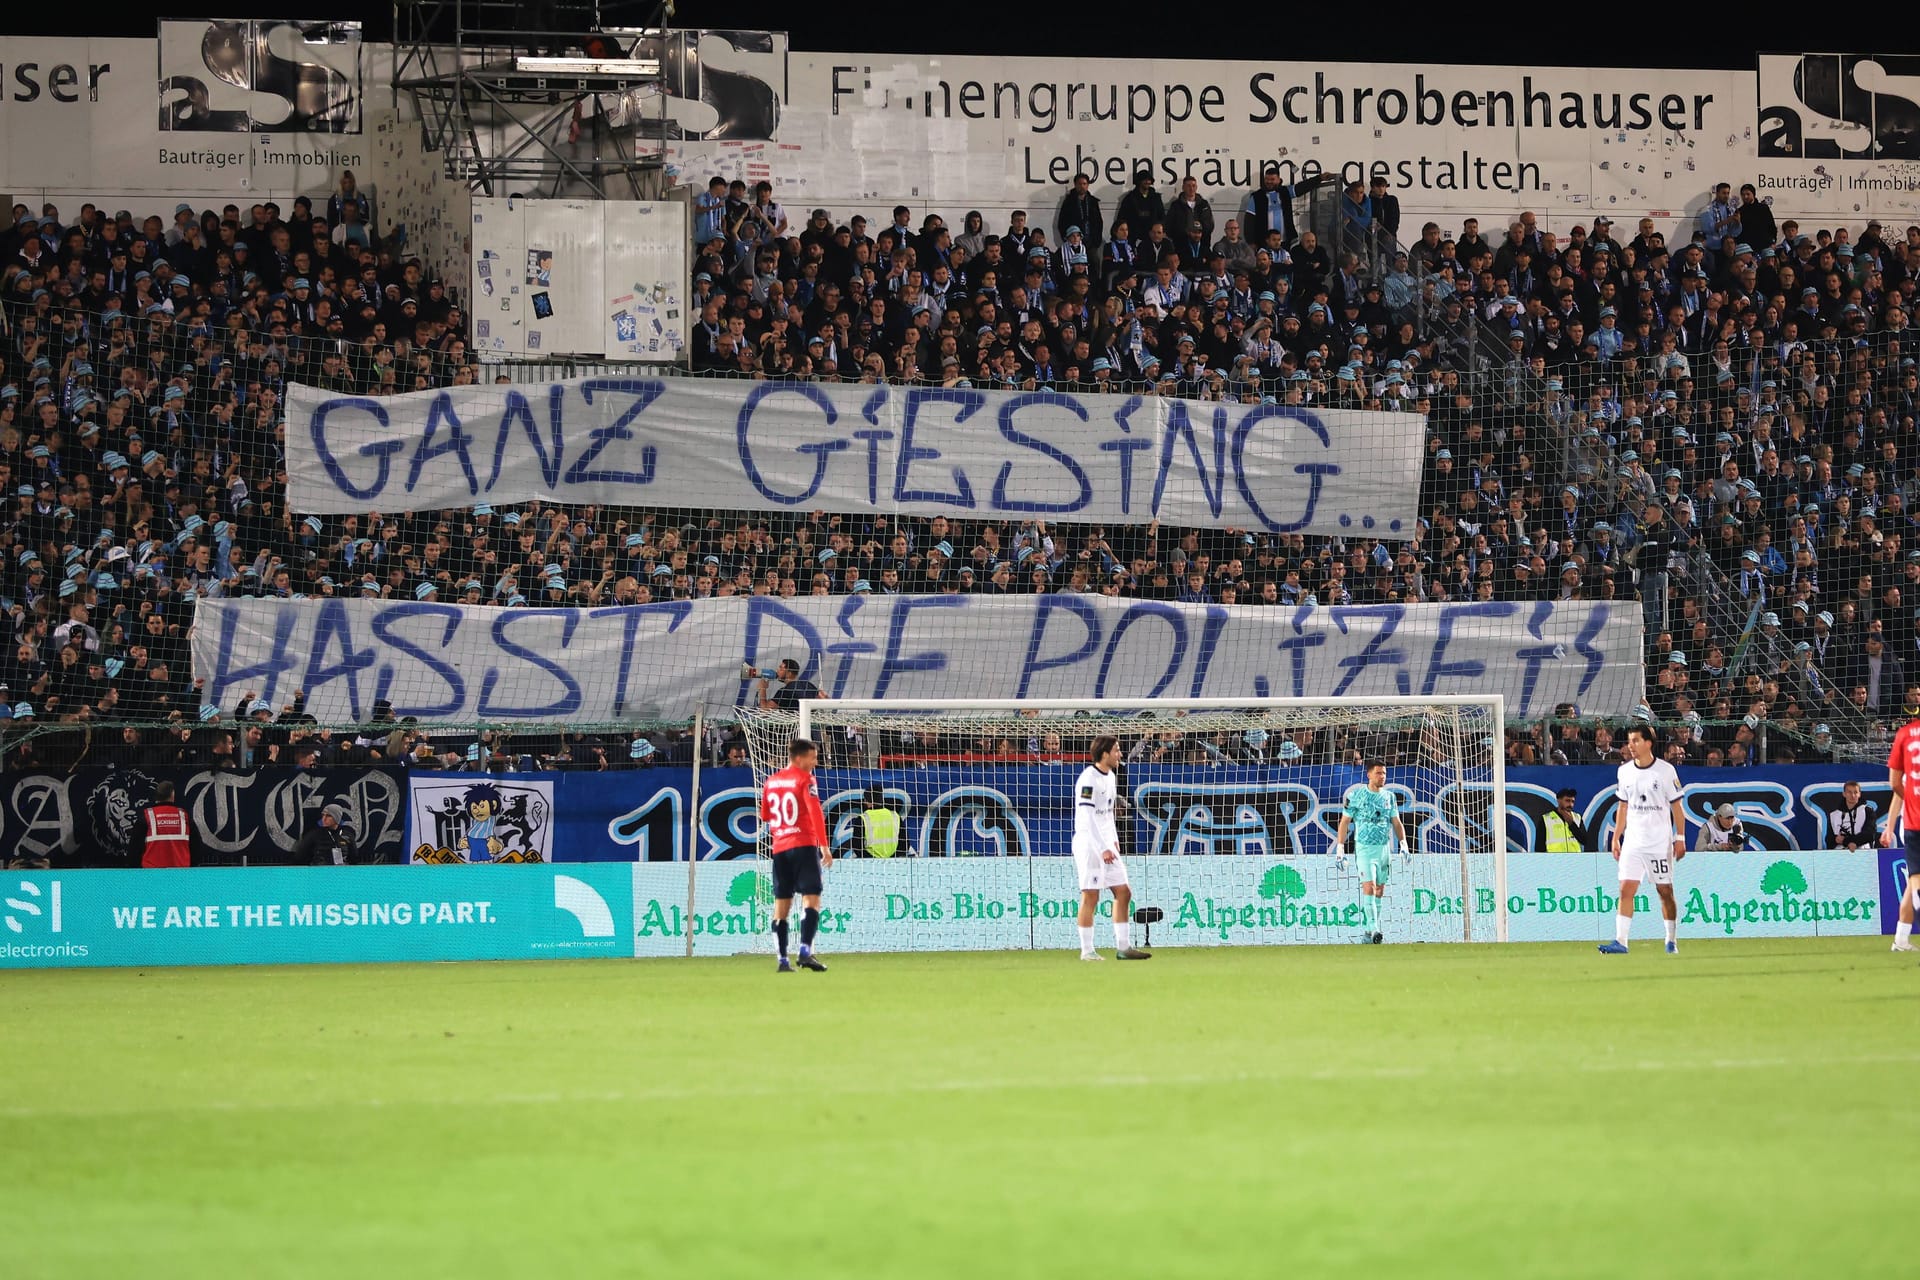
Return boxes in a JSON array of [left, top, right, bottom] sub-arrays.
[[191, 595, 1644, 725], [285, 376, 1424, 537]]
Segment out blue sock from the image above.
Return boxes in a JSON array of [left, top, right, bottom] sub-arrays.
[[773, 919, 789, 958], [800, 907, 819, 954]]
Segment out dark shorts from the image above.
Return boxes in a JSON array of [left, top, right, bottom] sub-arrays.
[[772, 846, 825, 900], [1905, 828, 1920, 868]]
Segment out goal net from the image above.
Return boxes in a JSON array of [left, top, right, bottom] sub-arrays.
[[739, 696, 1507, 953]]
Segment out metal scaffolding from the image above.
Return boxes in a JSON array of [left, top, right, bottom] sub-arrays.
[[391, 0, 674, 199]]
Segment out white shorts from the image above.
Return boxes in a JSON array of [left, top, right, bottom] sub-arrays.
[[1618, 844, 1677, 886], [1073, 839, 1129, 892]]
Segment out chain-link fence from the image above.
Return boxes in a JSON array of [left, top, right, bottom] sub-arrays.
[[0, 190, 1903, 773]]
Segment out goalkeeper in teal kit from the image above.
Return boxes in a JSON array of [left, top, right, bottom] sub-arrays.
[[1334, 759, 1408, 945]]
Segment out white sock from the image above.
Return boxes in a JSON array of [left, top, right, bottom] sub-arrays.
[[1615, 913, 1632, 947], [1898, 921, 1912, 944], [1114, 918, 1131, 950], [1078, 924, 1096, 955], [1664, 918, 1677, 944]]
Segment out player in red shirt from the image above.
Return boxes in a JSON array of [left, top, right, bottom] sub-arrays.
[[1880, 686, 1920, 952], [760, 737, 832, 972]]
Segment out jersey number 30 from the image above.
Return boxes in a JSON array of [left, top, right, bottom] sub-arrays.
[[767, 791, 801, 832]]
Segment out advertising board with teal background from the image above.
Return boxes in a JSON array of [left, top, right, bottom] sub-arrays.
[[0, 865, 633, 968], [0, 852, 1878, 968]]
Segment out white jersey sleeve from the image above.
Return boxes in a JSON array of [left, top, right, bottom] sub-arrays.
[[1073, 765, 1118, 851], [1617, 759, 1682, 850]]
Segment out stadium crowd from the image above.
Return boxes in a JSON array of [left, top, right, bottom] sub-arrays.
[[0, 165, 1913, 770]]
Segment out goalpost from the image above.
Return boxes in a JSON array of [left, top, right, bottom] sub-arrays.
[[739, 695, 1509, 949]]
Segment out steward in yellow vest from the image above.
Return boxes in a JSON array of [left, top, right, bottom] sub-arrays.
[[861, 785, 901, 858], [1545, 787, 1588, 852]]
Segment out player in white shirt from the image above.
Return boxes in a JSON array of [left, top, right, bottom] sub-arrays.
[[1072, 734, 1150, 961], [1600, 724, 1687, 954]]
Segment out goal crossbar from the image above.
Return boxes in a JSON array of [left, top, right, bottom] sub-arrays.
[[802, 695, 1505, 722]]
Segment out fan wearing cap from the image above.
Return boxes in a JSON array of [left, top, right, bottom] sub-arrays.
[[1694, 802, 1748, 852], [1880, 684, 1920, 952], [294, 802, 355, 866]]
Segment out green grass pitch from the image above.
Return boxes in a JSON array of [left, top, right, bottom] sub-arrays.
[[3, 938, 1913, 1278]]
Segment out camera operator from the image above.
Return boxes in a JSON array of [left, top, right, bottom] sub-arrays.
[[1694, 803, 1747, 852]]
